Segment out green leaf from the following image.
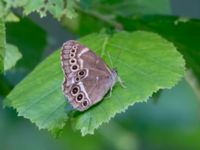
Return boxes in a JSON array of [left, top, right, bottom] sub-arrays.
[[4, 50, 68, 134], [0, 1, 9, 19], [5, 12, 20, 22], [3, 0, 28, 7], [6, 17, 47, 70], [0, 0, 20, 22], [117, 15, 200, 84], [66, 0, 78, 18], [0, 18, 5, 73], [4, 44, 22, 71], [4, 0, 78, 20], [74, 31, 185, 135], [0, 1, 4, 18], [4, 31, 185, 135]]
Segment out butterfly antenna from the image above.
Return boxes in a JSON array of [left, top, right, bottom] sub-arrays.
[[106, 51, 126, 88], [107, 49, 126, 89], [101, 36, 109, 57], [106, 51, 114, 68]]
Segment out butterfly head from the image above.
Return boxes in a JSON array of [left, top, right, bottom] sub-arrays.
[[111, 68, 118, 86]]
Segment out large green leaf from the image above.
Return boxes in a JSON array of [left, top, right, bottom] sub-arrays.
[[4, 44, 22, 71], [75, 31, 185, 135], [4, 31, 185, 135], [0, 18, 5, 73], [4, 49, 68, 134], [117, 15, 200, 84]]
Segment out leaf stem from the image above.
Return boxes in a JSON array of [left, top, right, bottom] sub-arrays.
[[76, 7, 123, 30]]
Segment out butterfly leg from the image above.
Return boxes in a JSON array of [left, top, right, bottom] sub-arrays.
[[106, 51, 126, 89], [105, 76, 126, 100], [117, 76, 127, 88]]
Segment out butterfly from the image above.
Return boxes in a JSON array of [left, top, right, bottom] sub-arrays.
[[61, 40, 117, 111]]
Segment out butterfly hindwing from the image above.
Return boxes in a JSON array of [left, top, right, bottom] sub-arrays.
[[61, 40, 117, 111]]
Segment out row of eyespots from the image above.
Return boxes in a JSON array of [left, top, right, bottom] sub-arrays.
[[75, 69, 87, 82], [69, 44, 80, 72], [71, 86, 88, 107]]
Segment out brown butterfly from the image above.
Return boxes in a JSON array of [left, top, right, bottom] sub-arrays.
[[60, 40, 117, 111]]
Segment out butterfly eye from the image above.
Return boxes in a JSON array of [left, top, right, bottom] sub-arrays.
[[82, 100, 88, 107], [76, 93, 84, 102], [71, 86, 79, 96]]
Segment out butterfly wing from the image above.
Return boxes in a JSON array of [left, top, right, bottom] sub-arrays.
[[61, 40, 117, 111]]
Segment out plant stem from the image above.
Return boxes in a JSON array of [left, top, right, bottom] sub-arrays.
[[76, 7, 123, 30]]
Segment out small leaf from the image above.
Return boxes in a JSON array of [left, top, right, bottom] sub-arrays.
[[5, 12, 20, 22], [4, 31, 185, 135], [6, 17, 47, 70], [0, 18, 5, 73], [4, 0, 78, 20], [4, 44, 22, 71]]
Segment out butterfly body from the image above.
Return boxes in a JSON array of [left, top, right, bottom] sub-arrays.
[[61, 40, 117, 111]]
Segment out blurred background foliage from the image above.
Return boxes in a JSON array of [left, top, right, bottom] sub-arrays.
[[0, 0, 200, 150]]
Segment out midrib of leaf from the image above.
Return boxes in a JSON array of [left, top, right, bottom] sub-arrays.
[[18, 84, 61, 115]]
